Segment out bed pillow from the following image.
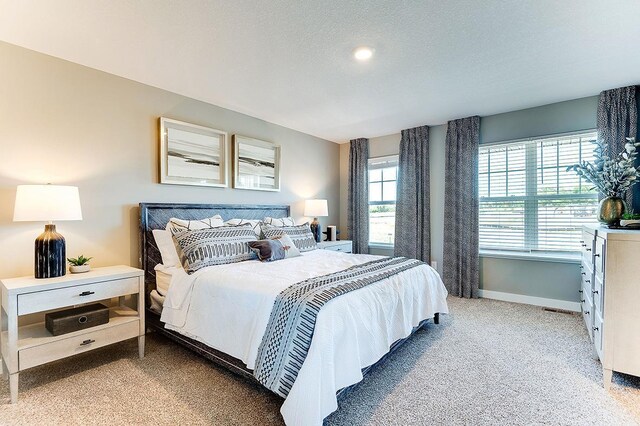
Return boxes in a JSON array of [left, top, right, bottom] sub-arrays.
[[152, 229, 181, 267], [166, 214, 224, 234], [263, 216, 295, 227], [224, 218, 262, 236], [249, 234, 301, 262], [261, 223, 317, 252], [171, 224, 257, 274]]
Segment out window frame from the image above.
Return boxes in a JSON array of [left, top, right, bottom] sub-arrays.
[[368, 155, 399, 246], [479, 129, 599, 259]]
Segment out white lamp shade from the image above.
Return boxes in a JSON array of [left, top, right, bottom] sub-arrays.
[[13, 185, 83, 222], [304, 199, 328, 217]]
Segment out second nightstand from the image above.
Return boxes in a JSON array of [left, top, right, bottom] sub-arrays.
[[317, 240, 353, 253]]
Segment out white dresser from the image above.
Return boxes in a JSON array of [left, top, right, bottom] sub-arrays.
[[581, 225, 640, 389]]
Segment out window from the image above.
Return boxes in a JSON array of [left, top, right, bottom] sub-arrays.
[[368, 155, 398, 245], [479, 131, 598, 254]]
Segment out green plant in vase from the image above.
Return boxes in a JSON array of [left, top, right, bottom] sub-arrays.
[[68, 255, 93, 273], [567, 137, 640, 225]]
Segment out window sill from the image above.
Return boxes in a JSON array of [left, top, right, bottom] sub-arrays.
[[368, 243, 394, 250], [480, 250, 581, 264]]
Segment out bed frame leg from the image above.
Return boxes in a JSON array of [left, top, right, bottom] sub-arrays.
[[433, 313, 440, 324]]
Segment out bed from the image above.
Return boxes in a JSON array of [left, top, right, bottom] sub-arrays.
[[139, 202, 448, 425]]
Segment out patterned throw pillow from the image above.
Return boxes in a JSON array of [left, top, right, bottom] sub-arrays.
[[224, 218, 262, 237], [263, 216, 295, 227], [261, 223, 317, 252], [166, 215, 224, 234], [171, 224, 257, 274], [249, 234, 301, 262]]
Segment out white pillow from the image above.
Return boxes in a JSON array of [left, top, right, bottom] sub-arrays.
[[224, 218, 262, 236], [166, 214, 224, 234], [152, 229, 181, 267], [153, 264, 181, 296], [263, 216, 295, 227]]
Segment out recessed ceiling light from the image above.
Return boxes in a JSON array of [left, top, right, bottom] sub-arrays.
[[353, 46, 374, 61]]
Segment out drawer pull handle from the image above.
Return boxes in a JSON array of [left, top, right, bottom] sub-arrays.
[[585, 280, 591, 283], [578, 290, 583, 294], [593, 326, 599, 332], [581, 299, 585, 303], [584, 311, 590, 315], [594, 254, 600, 257], [78, 316, 88, 324], [580, 240, 585, 244], [586, 248, 592, 252], [80, 339, 95, 346], [79, 291, 95, 297], [592, 290, 599, 295], [581, 272, 586, 275]]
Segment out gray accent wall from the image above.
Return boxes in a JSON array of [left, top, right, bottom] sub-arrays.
[[340, 96, 599, 303], [0, 41, 340, 279]]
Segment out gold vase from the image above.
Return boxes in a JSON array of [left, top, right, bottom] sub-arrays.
[[598, 196, 626, 225]]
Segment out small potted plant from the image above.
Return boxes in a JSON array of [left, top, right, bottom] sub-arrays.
[[620, 211, 640, 228], [68, 255, 93, 273]]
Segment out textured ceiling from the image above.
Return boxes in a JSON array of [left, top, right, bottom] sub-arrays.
[[1, 0, 639, 143]]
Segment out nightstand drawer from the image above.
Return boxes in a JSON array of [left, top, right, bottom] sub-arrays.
[[325, 244, 351, 253], [19, 320, 139, 370], [18, 277, 139, 315]]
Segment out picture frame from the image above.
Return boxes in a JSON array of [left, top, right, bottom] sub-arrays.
[[159, 117, 228, 187], [233, 135, 281, 192]]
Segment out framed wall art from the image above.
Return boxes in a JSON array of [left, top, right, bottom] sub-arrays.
[[159, 117, 228, 187], [233, 135, 281, 191]]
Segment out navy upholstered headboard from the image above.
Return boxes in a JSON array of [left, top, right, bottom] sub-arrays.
[[139, 203, 290, 298]]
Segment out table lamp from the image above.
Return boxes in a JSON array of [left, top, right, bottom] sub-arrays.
[[304, 199, 328, 243], [13, 184, 83, 278]]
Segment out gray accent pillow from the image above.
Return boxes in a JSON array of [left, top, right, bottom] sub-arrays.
[[249, 234, 301, 262], [171, 224, 257, 274], [261, 223, 317, 252]]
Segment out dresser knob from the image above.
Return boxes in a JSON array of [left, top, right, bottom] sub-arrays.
[[79, 291, 95, 297]]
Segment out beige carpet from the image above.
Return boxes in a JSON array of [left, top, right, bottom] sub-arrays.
[[0, 297, 638, 425]]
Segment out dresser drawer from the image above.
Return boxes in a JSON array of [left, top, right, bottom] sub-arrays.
[[593, 311, 604, 360], [581, 229, 596, 269], [593, 275, 604, 317], [19, 320, 139, 370], [594, 237, 606, 282], [18, 277, 140, 315], [581, 296, 593, 341]]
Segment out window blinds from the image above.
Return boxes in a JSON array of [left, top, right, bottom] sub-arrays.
[[479, 131, 599, 253]]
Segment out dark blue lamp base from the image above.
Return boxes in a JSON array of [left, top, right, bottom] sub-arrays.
[[35, 224, 66, 278], [310, 218, 322, 243]]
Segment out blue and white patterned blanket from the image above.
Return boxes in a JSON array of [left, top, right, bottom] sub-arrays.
[[253, 256, 424, 397]]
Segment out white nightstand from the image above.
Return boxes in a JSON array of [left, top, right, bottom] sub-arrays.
[[317, 240, 353, 253], [0, 265, 145, 403]]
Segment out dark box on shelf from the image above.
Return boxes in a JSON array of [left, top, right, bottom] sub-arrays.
[[45, 303, 109, 336]]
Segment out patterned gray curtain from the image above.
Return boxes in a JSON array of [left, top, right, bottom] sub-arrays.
[[597, 86, 638, 210], [394, 125, 430, 261], [348, 138, 369, 254], [443, 116, 480, 298]]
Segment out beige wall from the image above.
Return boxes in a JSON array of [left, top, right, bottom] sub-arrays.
[[0, 42, 340, 278]]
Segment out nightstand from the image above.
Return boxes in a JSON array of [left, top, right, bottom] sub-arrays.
[[0, 265, 144, 403], [317, 240, 353, 253]]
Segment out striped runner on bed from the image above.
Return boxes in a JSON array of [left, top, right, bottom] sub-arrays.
[[253, 256, 424, 398]]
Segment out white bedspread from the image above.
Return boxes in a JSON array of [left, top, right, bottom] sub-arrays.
[[161, 250, 449, 426]]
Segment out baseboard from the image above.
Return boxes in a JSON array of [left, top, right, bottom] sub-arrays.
[[478, 289, 581, 312]]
